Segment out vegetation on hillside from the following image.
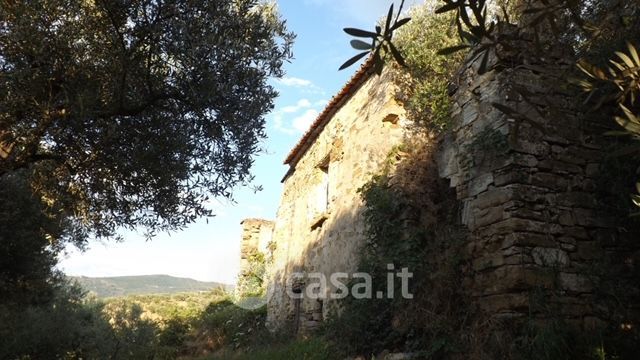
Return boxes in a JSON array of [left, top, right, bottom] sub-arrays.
[[1, 285, 296, 359], [71, 274, 230, 298]]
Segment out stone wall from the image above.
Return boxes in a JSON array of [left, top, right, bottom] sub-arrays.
[[265, 66, 408, 332], [236, 219, 274, 297], [437, 36, 640, 327]]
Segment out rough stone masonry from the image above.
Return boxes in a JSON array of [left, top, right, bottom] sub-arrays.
[[438, 28, 640, 328]]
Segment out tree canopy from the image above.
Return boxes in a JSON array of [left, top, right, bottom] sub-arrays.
[[0, 0, 294, 240]]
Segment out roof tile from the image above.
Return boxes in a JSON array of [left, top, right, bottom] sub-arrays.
[[283, 56, 376, 166]]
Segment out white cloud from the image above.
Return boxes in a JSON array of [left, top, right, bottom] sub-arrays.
[[276, 77, 325, 95], [281, 98, 312, 113], [272, 97, 327, 135], [292, 109, 320, 133], [278, 76, 314, 87], [273, 113, 296, 135], [314, 99, 329, 107]]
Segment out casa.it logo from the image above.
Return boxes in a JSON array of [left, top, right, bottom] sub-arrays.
[[233, 264, 413, 309], [233, 284, 276, 310]]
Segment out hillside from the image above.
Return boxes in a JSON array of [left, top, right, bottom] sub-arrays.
[[70, 274, 232, 298]]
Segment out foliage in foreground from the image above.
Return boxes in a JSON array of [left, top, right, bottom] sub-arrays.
[[339, 0, 411, 75], [0, 172, 71, 305], [0, 283, 282, 359], [218, 338, 334, 360]]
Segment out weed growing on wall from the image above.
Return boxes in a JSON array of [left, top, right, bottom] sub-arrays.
[[322, 137, 475, 357], [390, 4, 464, 132], [237, 250, 267, 299], [321, 130, 639, 360]]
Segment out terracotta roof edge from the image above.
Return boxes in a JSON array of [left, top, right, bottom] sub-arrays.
[[283, 56, 376, 167]]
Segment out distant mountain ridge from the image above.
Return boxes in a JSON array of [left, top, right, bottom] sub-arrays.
[[70, 274, 232, 298]]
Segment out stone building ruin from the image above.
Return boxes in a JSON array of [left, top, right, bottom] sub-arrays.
[[236, 32, 640, 336]]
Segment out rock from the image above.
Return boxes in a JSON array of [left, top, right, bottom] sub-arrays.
[[473, 188, 512, 210], [384, 353, 416, 360], [532, 247, 570, 267], [474, 205, 506, 228], [467, 173, 495, 197], [559, 272, 593, 293], [577, 241, 602, 260]]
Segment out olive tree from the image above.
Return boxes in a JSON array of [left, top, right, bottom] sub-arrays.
[[0, 0, 294, 240]]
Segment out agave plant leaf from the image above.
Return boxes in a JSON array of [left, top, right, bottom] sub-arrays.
[[343, 28, 378, 38], [388, 42, 406, 67], [577, 60, 607, 80], [391, 17, 411, 31], [616, 51, 637, 68], [621, 104, 639, 124], [609, 144, 640, 157], [459, 5, 473, 28], [477, 48, 491, 75], [479, 0, 487, 12], [351, 39, 373, 50], [604, 130, 634, 136], [339, 51, 370, 71], [500, 4, 511, 23], [469, 25, 487, 39], [437, 44, 471, 55], [482, 5, 488, 26], [372, 47, 384, 76], [340, 1, 410, 72], [471, 0, 485, 23], [435, 1, 460, 14], [628, 43, 640, 65], [610, 60, 626, 72], [384, 3, 394, 36], [456, 17, 479, 44], [615, 104, 640, 135]]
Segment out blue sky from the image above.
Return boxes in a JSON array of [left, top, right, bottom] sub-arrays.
[[59, 0, 422, 284]]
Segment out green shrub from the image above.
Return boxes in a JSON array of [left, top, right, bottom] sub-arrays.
[[0, 280, 115, 359], [231, 338, 335, 360], [322, 138, 470, 357], [391, 4, 464, 132]]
